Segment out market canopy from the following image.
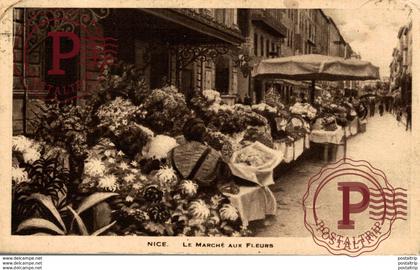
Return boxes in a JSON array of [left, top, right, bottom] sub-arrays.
[[252, 54, 380, 81]]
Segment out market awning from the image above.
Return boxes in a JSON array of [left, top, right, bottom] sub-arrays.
[[269, 79, 309, 87], [252, 54, 380, 81]]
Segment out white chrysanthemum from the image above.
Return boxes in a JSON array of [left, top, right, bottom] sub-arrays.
[[210, 194, 224, 208], [104, 150, 113, 157], [156, 166, 178, 187], [123, 173, 136, 183], [203, 89, 221, 104], [142, 135, 178, 160], [208, 103, 221, 112], [12, 167, 29, 184], [130, 161, 138, 167], [84, 158, 106, 177], [231, 231, 242, 237], [22, 148, 41, 164], [132, 183, 143, 190], [180, 180, 198, 197], [189, 199, 210, 219], [12, 135, 33, 153], [138, 174, 148, 182], [219, 204, 239, 221], [117, 150, 125, 157], [119, 161, 129, 170], [251, 103, 267, 111], [125, 195, 134, 202], [98, 174, 118, 192], [108, 158, 115, 164]]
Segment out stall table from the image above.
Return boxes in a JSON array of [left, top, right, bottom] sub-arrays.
[[310, 128, 345, 162]]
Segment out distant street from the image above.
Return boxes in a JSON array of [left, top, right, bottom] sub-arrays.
[[255, 113, 411, 237]]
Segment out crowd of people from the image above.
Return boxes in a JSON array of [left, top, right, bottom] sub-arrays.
[[366, 96, 411, 131]]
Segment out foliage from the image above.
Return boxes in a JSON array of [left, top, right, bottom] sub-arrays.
[[15, 192, 118, 235], [12, 137, 71, 229], [94, 61, 150, 107], [189, 91, 267, 134], [109, 182, 251, 236], [31, 103, 93, 159]]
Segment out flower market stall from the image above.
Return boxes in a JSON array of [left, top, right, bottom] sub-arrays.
[[252, 54, 380, 161], [12, 55, 379, 237]]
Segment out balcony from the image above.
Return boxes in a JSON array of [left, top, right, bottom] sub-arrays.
[[138, 9, 245, 45], [251, 9, 287, 38]]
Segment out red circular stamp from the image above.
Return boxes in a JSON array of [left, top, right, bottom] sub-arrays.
[[302, 158, 407, 256], [14, 9, 117, 103]]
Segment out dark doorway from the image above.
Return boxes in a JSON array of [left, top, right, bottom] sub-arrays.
[[150, 51, 169, 89], [215, 56, 230, 94]]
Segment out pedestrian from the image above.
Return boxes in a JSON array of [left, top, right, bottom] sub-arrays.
[[244, 94, 252, 106], [379, 102, 384, 116], [406, 104, 412, 131], [369, 99, 375, 117], [397, 108, 402, 123]]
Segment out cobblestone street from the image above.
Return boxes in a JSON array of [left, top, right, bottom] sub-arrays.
[[254, 113, 412, 237]]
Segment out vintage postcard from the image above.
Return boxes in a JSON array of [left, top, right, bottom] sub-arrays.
[[0, 0, 419, 256]]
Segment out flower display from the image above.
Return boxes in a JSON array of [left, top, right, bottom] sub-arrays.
[[12, 135, 35, 153], [204, 131, 234, 160], [14, 58, 260, 238], [97, 97, 142, 136], [242, 127, 274, 148], [155, 166, 178, 190], [210, 194, 225, 209], [189, 91, 268, 134], [123, 173, 136, 183], [179, 180, 198, 197], [147, 204, 171, 223], [202, 89, 222, 104], [235, 148, 269, 167], [220, 204, 239, 221], [31, 103, 91, 159], [22, 148, 41, 164], [290, 102, 317, 119], [12, 167, 29, 184], [12, 135, 42, 164], [189, 199, 211, 220], [252, 103, 277, 114], [143, 185, 164, 203], [84, 158, 106, 177], [142, 86, 191, 135], [98, 174, 118, 192]]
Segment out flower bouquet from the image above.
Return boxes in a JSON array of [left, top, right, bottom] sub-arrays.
[[289, 102, 317, 120], [229, 141, 282, 186]]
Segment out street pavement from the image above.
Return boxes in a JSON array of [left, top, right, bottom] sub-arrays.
[[253, 113, 412, 237]]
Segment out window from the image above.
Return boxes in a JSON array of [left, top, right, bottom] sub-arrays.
[[254, 33, 258, 56], [260, 36, 264, 57], [215, 56, 230, 94], [266, 39, 270, 57], [291, 30, 294, 48]]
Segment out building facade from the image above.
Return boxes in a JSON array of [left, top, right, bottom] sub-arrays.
[[13, 8, 356, 134], [389, 21, 412, 106]]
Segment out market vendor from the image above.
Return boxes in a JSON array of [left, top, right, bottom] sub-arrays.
[[168, 118, 237, 193]]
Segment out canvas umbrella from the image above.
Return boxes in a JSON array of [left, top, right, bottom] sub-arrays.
[[252, 54, 380, 160], [252, 54, 380, 102]]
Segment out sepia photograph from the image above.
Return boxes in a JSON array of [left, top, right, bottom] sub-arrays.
[[1, 0, 418, 257]]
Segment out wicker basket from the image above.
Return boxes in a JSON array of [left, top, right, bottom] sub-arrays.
[[170, 141, 220, 186]]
